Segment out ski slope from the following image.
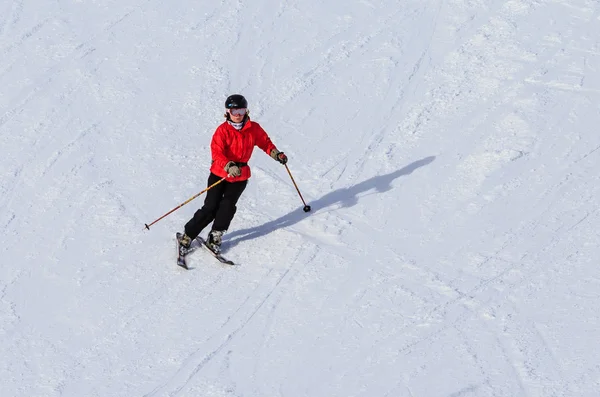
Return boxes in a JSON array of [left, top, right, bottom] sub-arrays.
[[1, 0, 600, 396]]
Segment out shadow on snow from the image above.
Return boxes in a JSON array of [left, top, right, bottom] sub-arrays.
[[225, 156, 436, 249]]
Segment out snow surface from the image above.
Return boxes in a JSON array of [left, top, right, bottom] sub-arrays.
[[1, 1, 600, 396]]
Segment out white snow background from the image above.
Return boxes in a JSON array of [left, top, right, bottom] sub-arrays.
[[1, 1, 600, 396]]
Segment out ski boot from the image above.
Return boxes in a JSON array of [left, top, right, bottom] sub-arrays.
[[206, 230, 224, 254], [178, 233, 192, 250]]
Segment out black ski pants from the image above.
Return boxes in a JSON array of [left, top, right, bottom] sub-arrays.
[[184, 173, 247, 239]]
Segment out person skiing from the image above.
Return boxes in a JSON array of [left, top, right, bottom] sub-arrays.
[[177, 94, 288, 253]]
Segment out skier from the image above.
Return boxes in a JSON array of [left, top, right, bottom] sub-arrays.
[[177, 94, 288, 253]]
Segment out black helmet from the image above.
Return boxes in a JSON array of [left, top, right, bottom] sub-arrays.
[[225, 94, 248, 109]]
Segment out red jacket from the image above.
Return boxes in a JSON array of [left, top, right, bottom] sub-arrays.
[[209, 119, 277, 182]]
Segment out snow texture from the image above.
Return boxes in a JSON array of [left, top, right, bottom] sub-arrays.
[[1, 0, 600, 396]]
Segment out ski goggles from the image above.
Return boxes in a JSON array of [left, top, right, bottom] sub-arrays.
[[228, 108, 247, 116]]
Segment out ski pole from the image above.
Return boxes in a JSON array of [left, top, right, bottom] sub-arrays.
[[144, 176, 228, 230], [284, 164, 311, 212]]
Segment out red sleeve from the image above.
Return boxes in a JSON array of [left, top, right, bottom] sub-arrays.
[[253, 123, 277, 155], [211, 125, 229, 170]]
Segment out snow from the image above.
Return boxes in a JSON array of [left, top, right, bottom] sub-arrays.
[[1, 0, 600, 396]]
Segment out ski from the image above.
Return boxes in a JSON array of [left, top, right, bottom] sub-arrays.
[[196, 236, 236, 266], [175, 232, 199, 269], [175, 233, 236, 268]]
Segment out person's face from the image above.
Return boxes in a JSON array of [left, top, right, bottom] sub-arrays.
[[228, 108, 246, 122]]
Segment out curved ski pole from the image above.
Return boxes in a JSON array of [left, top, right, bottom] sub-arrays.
[[144, 176, 228, 230], [284, 164, 311, 212]]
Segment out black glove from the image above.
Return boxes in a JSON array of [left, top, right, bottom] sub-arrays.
[[270, 149, 288, 165], [224, 161, 241, 177]]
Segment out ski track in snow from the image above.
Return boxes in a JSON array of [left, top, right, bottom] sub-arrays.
[[143, 244, 318, 397], [1, 0, 600, 396]]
